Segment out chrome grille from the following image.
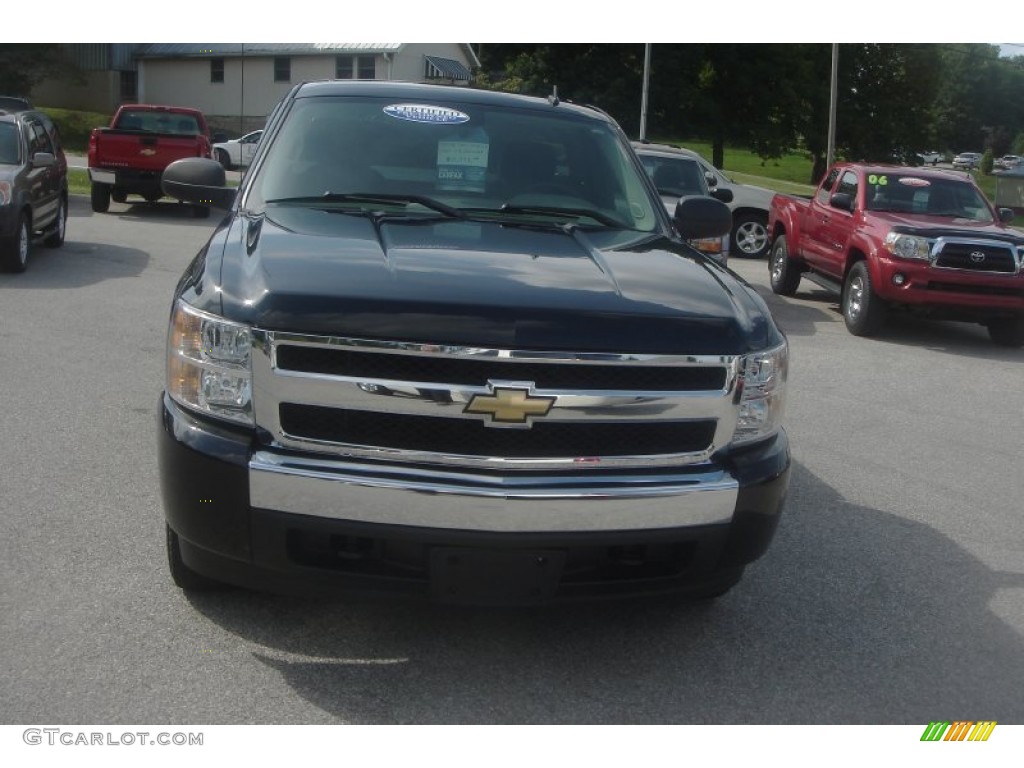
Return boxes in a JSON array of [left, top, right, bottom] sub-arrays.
[[252, 332, 742, 470]]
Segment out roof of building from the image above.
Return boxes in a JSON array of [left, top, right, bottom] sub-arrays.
[[139, 44, 481, 68]]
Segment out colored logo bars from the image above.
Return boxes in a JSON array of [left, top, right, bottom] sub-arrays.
[[920, 721, 996, 742]]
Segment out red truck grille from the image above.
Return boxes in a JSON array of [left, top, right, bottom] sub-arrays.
[[934, 242, 1018, 274]]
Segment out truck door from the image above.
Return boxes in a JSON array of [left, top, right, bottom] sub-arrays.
[[816, 169, 861, 279], [799, 167, 839, 269]]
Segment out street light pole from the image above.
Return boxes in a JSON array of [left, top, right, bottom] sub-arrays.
[[640, 43, 651, 141], [826, 43, 838, 168]]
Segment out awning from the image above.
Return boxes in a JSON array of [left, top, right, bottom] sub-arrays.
[[424, 55, 472, 81]]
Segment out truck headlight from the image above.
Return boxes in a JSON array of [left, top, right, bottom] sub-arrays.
[[732, 341, 787, 446], [166, 300, 253, 425], [884, 231, 931, 260]]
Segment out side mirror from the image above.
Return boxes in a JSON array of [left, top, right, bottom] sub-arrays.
[[673, 195, 732, 240], [710, 187, 733, 204], [998, 207, 1015, 224], [162, 157, 236, 210], [31, 152, 56, 168], [830, 192, 855, 212]]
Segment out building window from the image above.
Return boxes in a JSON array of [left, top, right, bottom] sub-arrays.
[[274, 57, 291, 83], [336, 55, 376, 80], [211, 58, 224, 84], [119, 70, 137, 102]]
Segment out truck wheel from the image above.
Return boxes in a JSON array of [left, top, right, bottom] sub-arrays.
[[91, 183, 111, 213], [112, 189, 127, 204], [689, 566, 745, 600], [842, 261, 886, 336], [166, 525, 222, 592], [216, 148, 232, 169], [987, 316, 1024, 348], [43, 197, 67, 248], [769, 234, 801, 296], [732, 213, 770, 259], [0, 212, 30, 272], [143, 192, 162, 203]]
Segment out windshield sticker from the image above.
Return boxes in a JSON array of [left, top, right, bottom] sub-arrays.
[[437, 140, 489, 193], [897, 177, 931, 187], [383, 104, 470, 124]]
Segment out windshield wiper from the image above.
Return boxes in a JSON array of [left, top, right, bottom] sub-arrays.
[[264, 192, 467, 219], [459, 204, 626, 228]]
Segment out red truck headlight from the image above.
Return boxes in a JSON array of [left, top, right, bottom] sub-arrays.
[[884, 231, 931, 260]]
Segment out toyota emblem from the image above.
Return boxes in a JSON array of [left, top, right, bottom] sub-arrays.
[[970, 251, 986, 263]]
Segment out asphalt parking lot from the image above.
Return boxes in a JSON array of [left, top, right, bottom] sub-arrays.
[[1, 195, 1022, 725]]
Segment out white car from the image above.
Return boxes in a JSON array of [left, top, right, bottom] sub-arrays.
[[212, 130, 263, 170], [952, 151, 983, 170], [916, 150, 942, 166]]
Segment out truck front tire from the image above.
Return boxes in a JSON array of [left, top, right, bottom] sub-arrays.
[[166, 524, 223, 592], [842, 261, 886, 336], [769, 234, 801, 295], [91, 183, 111, 213], [987, 316, 1024, 347]]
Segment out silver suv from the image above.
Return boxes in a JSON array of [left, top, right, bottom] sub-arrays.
[[634, 141, 776, 259]]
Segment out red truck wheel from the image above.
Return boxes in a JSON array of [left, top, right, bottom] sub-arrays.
[[842, 261, 886, 336], [987, 316, 1024, 348], [769, 235, 801, 296], [91, 183, 111, 213]]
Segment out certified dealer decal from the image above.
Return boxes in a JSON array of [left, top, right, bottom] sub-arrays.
[[383, 104, 470, 124]]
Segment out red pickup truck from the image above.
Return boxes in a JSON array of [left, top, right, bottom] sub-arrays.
[[767, 163, 1024, 346], [88, 104, 212, 216]]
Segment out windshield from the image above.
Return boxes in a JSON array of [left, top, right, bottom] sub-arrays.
[[638, 155, 707, 198], [864, 173, 994, 222], [245, 96, 659, 234]]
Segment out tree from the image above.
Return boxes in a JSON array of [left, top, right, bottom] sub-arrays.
[[0, 44, 80, 96]]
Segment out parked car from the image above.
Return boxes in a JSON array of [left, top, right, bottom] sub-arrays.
[[916, 150, 942, 166], [0, 96, 33, 112], [212, 129, 263, 170], [633, 142, 733, 264], [0, 108, 68, 272], [952, 151, 983, 170], [994, 155, 1022, 170], [634, 141, 775, 259], [157, 80, 790, 604]]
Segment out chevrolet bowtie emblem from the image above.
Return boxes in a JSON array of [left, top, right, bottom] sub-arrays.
[[464, 385, 555, 426], [139, 148, 156, 156]]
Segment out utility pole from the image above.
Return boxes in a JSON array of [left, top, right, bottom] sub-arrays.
[[827, 43, 838, 168], [239, 43, 245, 135], [640, 43, 651, 141]]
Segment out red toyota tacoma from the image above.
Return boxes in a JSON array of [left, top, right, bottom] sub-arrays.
[[87, 104, 213, 217], [767, 163, 1024, 346]]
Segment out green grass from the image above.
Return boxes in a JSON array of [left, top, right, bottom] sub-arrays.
[[68, 168, 90, 196], [44, 106, 111, 154]]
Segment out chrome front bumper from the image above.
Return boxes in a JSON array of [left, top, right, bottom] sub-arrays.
[[249, 450, 739, 533]]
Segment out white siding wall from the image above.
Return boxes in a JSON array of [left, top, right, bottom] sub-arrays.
[[390, 43, 473, 83]]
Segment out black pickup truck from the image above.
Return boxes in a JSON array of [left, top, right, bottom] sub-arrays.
[[158, 81, 791, 604]]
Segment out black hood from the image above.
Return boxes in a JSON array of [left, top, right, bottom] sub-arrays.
[[198, 206, 780, 355]]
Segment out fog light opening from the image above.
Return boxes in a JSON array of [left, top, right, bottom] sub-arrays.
[[893, 273, 907, 286]]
